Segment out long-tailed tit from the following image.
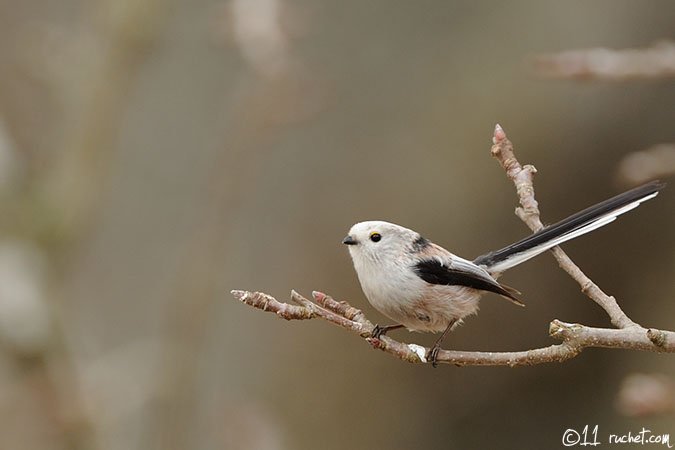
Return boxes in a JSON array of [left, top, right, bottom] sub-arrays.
[[342, 181, 665, 366]]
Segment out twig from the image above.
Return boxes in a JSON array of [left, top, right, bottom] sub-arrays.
[[491, 124, 637, 329], [231, 125, 675, 366], [616, 373, 675, 417], [232, 290, 675, 367], [533, 41, 675, 81], [617, 144, 675, 187]]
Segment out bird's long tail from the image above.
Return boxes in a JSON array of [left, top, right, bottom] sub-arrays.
[[473, 180, 665, 274]]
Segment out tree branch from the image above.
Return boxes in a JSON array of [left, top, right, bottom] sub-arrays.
[[231, 125, 675, 366], [232, 290, 674, 367], [617, 143, 675, 187], [491, 124, 638, 329], [533, 41, 675, 81]]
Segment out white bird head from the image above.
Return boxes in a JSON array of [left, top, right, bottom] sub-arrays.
[[342, 221, 425, 265]]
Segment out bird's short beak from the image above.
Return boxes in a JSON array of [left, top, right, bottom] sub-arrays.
[[342, 235, 358, 245]]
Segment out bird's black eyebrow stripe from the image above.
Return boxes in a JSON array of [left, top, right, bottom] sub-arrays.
[[411, 235, 431, 252], [413, 258, 516, 300]]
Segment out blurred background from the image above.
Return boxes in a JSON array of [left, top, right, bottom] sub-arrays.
[[0, 1, 673, 449]]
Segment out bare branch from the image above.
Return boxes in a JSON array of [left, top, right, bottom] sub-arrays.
[[616, 373, 675, 417], [533, 41, 675, 81], [231, 125, 675, 367], [617, 144, 675, 187], [491, 124, 637, 328], [232, 290, 675, 366]]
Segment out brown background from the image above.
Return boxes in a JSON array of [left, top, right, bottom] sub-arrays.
[[0, 1, 673, 449]]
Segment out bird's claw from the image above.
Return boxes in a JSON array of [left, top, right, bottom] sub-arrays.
[[426, 345, 441, 368], [371, 324, 386, 339]]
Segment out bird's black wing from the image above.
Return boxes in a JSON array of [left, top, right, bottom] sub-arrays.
[[413, 258, 523, 306]]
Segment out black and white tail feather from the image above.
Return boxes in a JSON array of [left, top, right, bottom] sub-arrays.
[[473, 180, 665, 274]]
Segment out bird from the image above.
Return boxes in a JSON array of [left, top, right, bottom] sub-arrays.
[[342, 180, 665, 366]]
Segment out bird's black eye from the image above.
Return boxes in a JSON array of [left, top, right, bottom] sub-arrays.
[[369, 232, 382, 242]]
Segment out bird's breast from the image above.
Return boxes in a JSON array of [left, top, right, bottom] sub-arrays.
[[354, 258, 483, 332], [355, 258, 419, 306]]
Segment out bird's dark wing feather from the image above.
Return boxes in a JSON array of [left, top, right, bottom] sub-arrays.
[[413, 258, 523, 306]]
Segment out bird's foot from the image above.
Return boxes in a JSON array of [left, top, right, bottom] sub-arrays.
[[371, 324, 387, 339], [426, 345, 441, 368], [371, 324, 403, 339]]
